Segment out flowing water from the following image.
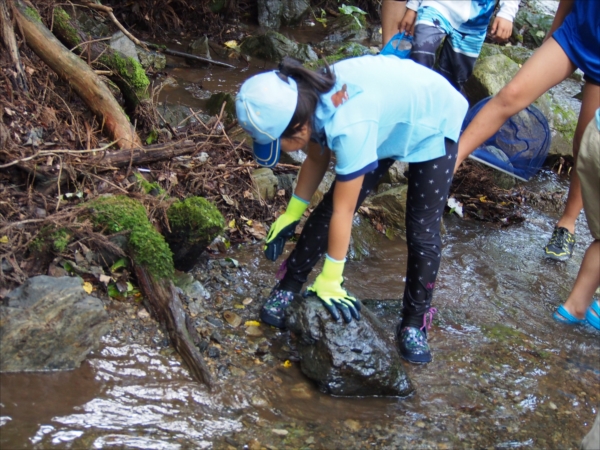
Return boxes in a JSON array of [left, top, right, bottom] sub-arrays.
[[2, 21, 599, 449]]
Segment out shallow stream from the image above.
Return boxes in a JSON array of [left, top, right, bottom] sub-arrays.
[[2, 19, 599, 449]]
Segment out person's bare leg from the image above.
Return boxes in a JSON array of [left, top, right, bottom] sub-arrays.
[[555, 81, 600, 234], [381, 1, 407, 47], [455, 38, 576, 170], [560, 240, 600, 319]]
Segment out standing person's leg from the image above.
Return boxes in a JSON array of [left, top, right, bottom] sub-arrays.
[[437, 29, 481, 92], [398, 138, 457, 363], [260, 159, 396, 327], [410, 23, 446, 69], [381, 1, 407, 48], [456, 38, 577, 168], [553, 114, 600, 326], [546, 81, 600, 260]]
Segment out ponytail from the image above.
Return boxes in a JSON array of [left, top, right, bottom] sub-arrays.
[[277, 56, 336, 138]]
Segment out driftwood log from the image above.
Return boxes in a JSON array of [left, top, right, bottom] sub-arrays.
[[0, 0, 28, 91], [134, 264, 214, 388], [13, 0, 141, 148]]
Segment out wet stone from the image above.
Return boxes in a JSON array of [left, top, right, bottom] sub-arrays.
[[205, 315, 224, 328], [207, 346, 221, 358], [287, 295, 414, 397]]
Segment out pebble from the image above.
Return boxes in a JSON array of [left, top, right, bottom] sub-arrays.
[[290, 383, 313, 399], [549, 402, 558, 410], [415, 421, 426, 428], [243, 297, 253, 305], [223, 311, 242, 328], [344, 419, 361, 432], [245, 326, 263, 337], [247, 438, 261, 450], [272, 429, 288, 436]]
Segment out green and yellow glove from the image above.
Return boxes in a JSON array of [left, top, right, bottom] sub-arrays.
[[305, 256, 361, 323], [264, 194, 309, 261]]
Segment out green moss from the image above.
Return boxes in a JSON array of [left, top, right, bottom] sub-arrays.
[[551, 103, 578, 143], [481, 324, 522, 343], [29, 226, 72, 254], [109, 53, 150, 92], [87, 195, 174, 279], [24, 6, 42, 22], [167, 197, 225, 245], [53, 8, 80, 45], [134, 173, 164, 195]]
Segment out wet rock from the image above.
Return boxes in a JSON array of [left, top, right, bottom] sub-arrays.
[[348, 214, 383, 261], [189, 36, 211, 60], [186, 280, 211, 301], [582, 412, 600, 450], [110, 31, 139, 62], [287, 295, 414, 397], [245, 325, 264, 337], [0, 276, 110, 372], [240, 31, 318, 63], [252, 168, 279, 201], [257, 0, 310, 29], [324, 13, 368, 43], [223, 310, 242, 328], [365, 185, 408, 235], [137, 49, 166, 70], [207, 346, 221, 358]]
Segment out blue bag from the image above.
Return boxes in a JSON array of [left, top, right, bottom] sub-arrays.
[[461, 97, 552, 181], [380, 32, 413, 59]]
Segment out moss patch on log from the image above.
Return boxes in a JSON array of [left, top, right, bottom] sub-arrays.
[[24, 6, 42, 22], [109, 54, 150, 92], [53, 8, 80, 45], [167, 197, 225, 246], [87, 195, 174, 279]]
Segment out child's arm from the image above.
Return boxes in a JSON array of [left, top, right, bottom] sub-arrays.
[[491, 0, 520, 42], [544, 0, 575, 42], [294, 141, 331, 202], [327, 176, 364, 261], [399, 0, 420, 35]]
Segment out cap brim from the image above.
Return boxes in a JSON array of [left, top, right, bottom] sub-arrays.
[[253, 139, 281, 168]]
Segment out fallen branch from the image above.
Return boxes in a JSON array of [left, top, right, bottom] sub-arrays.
[[0, 0, 28, 91], [143, 41, 237, 69]]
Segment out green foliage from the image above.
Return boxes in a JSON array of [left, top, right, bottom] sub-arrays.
[[87, 195, 174, 279], [338, 4, 366, 29]]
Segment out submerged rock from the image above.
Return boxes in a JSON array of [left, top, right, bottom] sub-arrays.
[[287, 295, 413, 397], [0, 276, 109, 372]]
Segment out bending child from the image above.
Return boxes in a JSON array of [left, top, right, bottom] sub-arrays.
[[455, 0, 600, 261], [399, 0, 520, 91], [235, 55, 468, 363]]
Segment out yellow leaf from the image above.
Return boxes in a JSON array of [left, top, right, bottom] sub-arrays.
[[245, 320, 261, 327], [224, 40, 238, 48], [0, 236, 8, 244], [234, 304, 245, 309], [228, 219, 236, 229], [282, 360, 292, 368], [83, 282, 93, 294], [246, 219, 253, 226], [479, 196, 487, 202]]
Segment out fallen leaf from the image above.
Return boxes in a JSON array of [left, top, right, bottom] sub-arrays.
[[282, 360, 292, 368], [82, 282, 93, 294], [0, 236, 8, 244], [245, 320, 260, 327]]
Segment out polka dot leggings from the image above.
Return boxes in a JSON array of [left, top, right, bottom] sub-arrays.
[[279, 139, 458, 328]]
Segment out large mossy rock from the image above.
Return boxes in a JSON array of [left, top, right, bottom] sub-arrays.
[[0, 276, 110, 372], [287, 295, 414, 397], [257, 0, 310, 29], [365, 185, 408, 236], [240, 31, 318, 63], [166, 197, 225, 271]]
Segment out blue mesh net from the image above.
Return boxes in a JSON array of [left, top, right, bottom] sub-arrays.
[[461, 97, 552, 181], [381, 32, 413, 59]]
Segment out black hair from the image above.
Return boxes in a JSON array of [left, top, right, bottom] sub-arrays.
[[277, 56, 336, 138]]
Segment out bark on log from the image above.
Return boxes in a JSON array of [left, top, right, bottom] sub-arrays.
[[134, 264, 214, 388], [0, 0, 28, 91], [13, 0, 141, 149], [87, 140, 205, 170]]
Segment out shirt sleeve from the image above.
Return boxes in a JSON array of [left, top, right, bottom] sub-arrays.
[[330, 121, 379, 181], [496, 0, 520, 22], [406, 0, 421, 12]]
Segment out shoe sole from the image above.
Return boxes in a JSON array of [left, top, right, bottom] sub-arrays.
[[544, 250, 571, 261], [259, 309, 286, 329], [400, 353, 432, 364]]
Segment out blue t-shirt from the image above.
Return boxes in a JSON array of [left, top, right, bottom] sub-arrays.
[[311, 55, 469, 181], [553, 0, 600, 84]]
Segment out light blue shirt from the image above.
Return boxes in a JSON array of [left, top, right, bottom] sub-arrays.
[[596, 108, 600, 131], [312, 55, 469, 181]]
